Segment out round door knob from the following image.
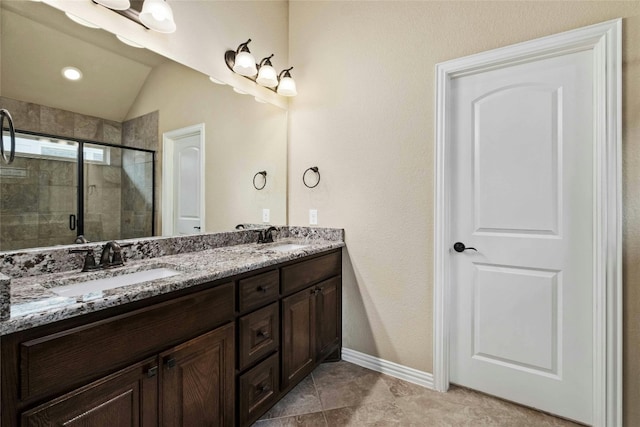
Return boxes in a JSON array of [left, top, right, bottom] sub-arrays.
[[453, 242, 477, 253]]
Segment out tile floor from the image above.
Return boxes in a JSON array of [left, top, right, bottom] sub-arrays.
[[253, 361, 581, 426]]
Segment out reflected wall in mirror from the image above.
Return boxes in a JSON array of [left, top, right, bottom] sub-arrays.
[[0, 0, 287, 252]]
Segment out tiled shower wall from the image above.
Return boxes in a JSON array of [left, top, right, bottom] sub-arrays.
[[121, 113, 157, 239], [0, 97, 158, 250]]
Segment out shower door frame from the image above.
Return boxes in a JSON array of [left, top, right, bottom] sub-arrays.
[[9, 129, 156, 242]]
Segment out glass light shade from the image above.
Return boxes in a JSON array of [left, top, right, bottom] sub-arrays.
[[139, 0, 176, 33], [277, 76, 297, 97], [94, 0, 130, 10], [256, 65, 278, 88], [233, 87, 248, 95], [233, 51, 257, 77], [65, 12, 100, 29]]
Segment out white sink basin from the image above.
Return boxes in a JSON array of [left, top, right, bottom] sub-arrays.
[[51, 267, 181, 298], [269, 243, 308, 252]]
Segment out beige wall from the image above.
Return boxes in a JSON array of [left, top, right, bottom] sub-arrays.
[[127, 61, 287, 232], [288, 1, 640, 424]]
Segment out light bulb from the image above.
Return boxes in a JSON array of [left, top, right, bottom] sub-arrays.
[[257, 65, 278, 88], [62, 67, 83, 81], [277, 76, 297, 97], [140, 0, 176, 33], [151, 7, 167, 21], [233, 51, 257, 77]]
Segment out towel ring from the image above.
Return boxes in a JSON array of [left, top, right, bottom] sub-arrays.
[[253, 171, 267, 190], [0, 109, 16, 165], [303, 166, 320, 188]]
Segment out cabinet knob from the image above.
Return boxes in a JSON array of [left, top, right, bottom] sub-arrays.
[[257, 285, 268, 293], [147, 366, 158, 378], [165, 357, 176, 369], [257, 330, 270, 339], [257, 383, 271, 393]]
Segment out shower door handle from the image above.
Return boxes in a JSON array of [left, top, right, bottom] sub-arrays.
[[69, 214, 77, 231], [0, 109, 16, 165]]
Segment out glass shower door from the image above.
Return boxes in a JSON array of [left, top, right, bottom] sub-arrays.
[[0, 133, 78, 251], [83, 143, 153, 242]]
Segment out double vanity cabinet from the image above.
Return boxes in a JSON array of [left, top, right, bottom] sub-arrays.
[[0, 248, 342, 426]]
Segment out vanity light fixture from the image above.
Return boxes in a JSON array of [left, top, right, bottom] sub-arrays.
[[276, 67, 297, 97], [233, 88, 248, 95], [65, 12, 101, 29], [62, 66, 83, 81], [228, 39, 258, 77], [256, 54, 278, 88], [225, 40, 298, 97], [92, 0, 176, 34]]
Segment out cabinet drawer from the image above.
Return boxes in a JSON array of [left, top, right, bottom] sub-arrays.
[[281, 251, 341, 296], [238, 353, 279, 427], [239, 302, 279, 371], [238, 270, 279, 313], [20, 282, 234, 401]]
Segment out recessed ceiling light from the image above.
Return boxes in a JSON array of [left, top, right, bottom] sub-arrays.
[[209, 76, 226, 85], [65, 12, 100, 29], [62, 67, 83, 81], [233, 87, 248, 95], [116, 34, 144, 49]]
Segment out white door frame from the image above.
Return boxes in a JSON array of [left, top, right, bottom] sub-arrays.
[[433, 20, 622, 426], [162, 123, 206, 236]]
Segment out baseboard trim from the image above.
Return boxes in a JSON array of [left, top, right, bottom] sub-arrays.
[[341, 347, 435, 390]]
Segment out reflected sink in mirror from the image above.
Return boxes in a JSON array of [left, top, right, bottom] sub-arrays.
[[48, 266, 181, 301]]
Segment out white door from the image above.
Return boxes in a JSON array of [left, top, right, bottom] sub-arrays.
[[449, 50, 594, 423], [173, 134, 202, 235]]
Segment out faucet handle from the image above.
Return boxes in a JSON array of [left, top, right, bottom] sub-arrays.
[[69, 248, 98, 272]]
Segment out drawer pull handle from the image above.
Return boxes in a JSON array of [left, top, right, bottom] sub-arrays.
[[165, 357, 177, 369], [147, 366, 158, 378], [257, 330, 270, 339], [257, 383, 271, 393], [257, 285, 268, 293]]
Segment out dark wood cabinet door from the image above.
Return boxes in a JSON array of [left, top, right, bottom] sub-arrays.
[[316, 276, 342, 361], [21, 357, 158, 427], [160, 323, 235, 427], [281, 288, 315, 390], [238, 353, 279, 427]]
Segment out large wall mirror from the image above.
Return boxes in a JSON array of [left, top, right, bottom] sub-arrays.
[[0, 1, 288, 252]]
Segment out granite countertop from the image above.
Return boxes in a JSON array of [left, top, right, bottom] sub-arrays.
[[1, 238, 344, 336]]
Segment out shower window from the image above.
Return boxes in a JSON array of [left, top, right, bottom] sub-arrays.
[[0, 130, 155, 251], [14, 134, 109, 164]]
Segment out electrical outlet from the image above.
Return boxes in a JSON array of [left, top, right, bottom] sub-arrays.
[[309, 209, 318, 225], [262, 208, 270, 223]]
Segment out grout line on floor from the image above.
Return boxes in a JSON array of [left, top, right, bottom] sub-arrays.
[[310, 371, 326, 412]]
